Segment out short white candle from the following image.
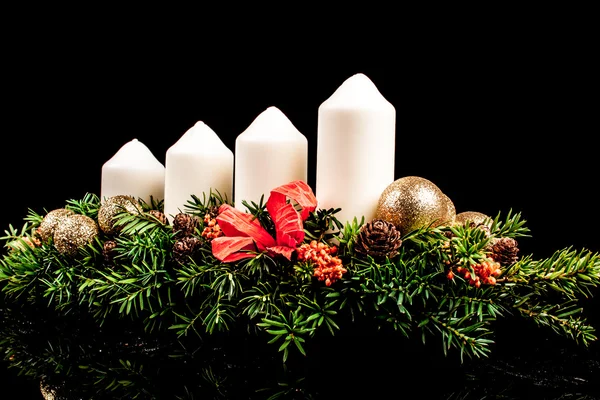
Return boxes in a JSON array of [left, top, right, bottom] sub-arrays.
[[164, 121, 234, 222], [234, 106, 308, 212], [316, 73, 396, 226], [101, 138, 165, 204]]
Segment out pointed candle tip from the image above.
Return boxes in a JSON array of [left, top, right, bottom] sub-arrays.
[[264, 106, 283, 115], [321, 72, 393, 111]]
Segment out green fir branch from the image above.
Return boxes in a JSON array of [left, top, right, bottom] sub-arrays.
[[303, 207, 343, 243], [65, 192, 101, 219], [490, 209, 531, 239], [504, 247, 600, 299], [514, 300, 597, 346], [184, 189, 230, 217], [257, 308, 314, 363]]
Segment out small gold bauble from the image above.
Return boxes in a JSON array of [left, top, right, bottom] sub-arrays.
[[375, 176, 455, 234], [53, 214, 99, 255], [98, 195, 143, 235], [454, 211, 492, 227], [37, 208, 75, 243]]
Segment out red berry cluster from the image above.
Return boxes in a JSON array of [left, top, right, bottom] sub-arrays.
[[447, 260, 502, 288], [201, 214, 223, 241], [296, 240, 347, 286]]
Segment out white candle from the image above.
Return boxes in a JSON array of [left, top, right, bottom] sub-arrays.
[[101, 138, 165, 204], [164, 121, 233, 222], [316, 73, 396, 226], [234, 106, 308, 212]]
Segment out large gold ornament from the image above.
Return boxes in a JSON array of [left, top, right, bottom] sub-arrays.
[[53, 214, 99, 255], [454, 211, 492, 227], [375, 176, 455, 235], [443, 194, 456, 225], [37, 208, 75, 243], [98, 195, 143, 235]]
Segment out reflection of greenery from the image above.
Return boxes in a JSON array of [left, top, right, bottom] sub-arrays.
[[1, 192, 599, 398]]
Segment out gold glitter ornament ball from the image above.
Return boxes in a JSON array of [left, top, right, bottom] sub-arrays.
[[98, 195, 144, 235], [443, 194, 457, 226], [53, 214, 99, 255], [375, 176, 456, 234], [37, 208, 75, 243], [454, 211, 492, 227]]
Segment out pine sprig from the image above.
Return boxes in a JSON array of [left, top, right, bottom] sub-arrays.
[[184, 189, 230, 217], [65, 192, 102, 219], [256, 307, 313, 363], [505, 247, 600, 298], [513, 300, 597, 346], [241, 195, 276, 237], [303, 207, 343, 243], [490, 209, 531, 239]]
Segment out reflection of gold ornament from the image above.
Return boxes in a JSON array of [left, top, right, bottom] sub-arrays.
[[37, 208, 75, 242], [375, 176, 455, 234], [54, 214, 99, 255], [98, 195, 143, 235], [40, 379, 58, 400], [454, 211, 492, 227]]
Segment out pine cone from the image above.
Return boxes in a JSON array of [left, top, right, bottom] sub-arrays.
[[173, 236, 202, 263], [355, 219, 402, 260], [148, 209, 168, 225], [172, 213, 200, 238], [103, 240, 118, 264], [489, 237, 519, 266]]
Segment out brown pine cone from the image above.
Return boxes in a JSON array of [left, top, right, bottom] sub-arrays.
[[355, 219, 402, 260], [103, 240, 118, 264], [489, 237, 519, 266], [148, 209, 168, 225], [173, 236, 202, 263], [172, 213, 200, 238]]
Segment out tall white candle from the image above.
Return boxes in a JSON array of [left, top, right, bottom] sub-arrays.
[[101, 138, 165, 204], [164, 121, 233, 222], [234, 106, 308, 212], [316, 73, 396, 226]]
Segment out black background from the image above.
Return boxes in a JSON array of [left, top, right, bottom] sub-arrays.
[[1, 15, 598, 399]]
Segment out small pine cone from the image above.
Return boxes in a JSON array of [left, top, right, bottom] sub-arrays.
[[173, 236, 202, 263], [204, 206, 220, 220], [172, 213, 200, 238], [148, 209, 168, 225], [103, 240, 118, 263], [489, 237, 519, 266], [355, 219, 402, 260], [442, 229, 455, 240]]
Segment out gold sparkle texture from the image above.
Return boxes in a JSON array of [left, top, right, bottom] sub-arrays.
[[454, 211, 492, 227], [53, 214, 99, 255], [37, 208, 75, 242], [375, 176, 455, 235], [443, 194, 456, 225], [98, 195, 144, 235]]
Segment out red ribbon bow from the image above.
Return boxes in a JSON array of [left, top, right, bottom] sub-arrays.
[[211, 180, 317, 263]]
